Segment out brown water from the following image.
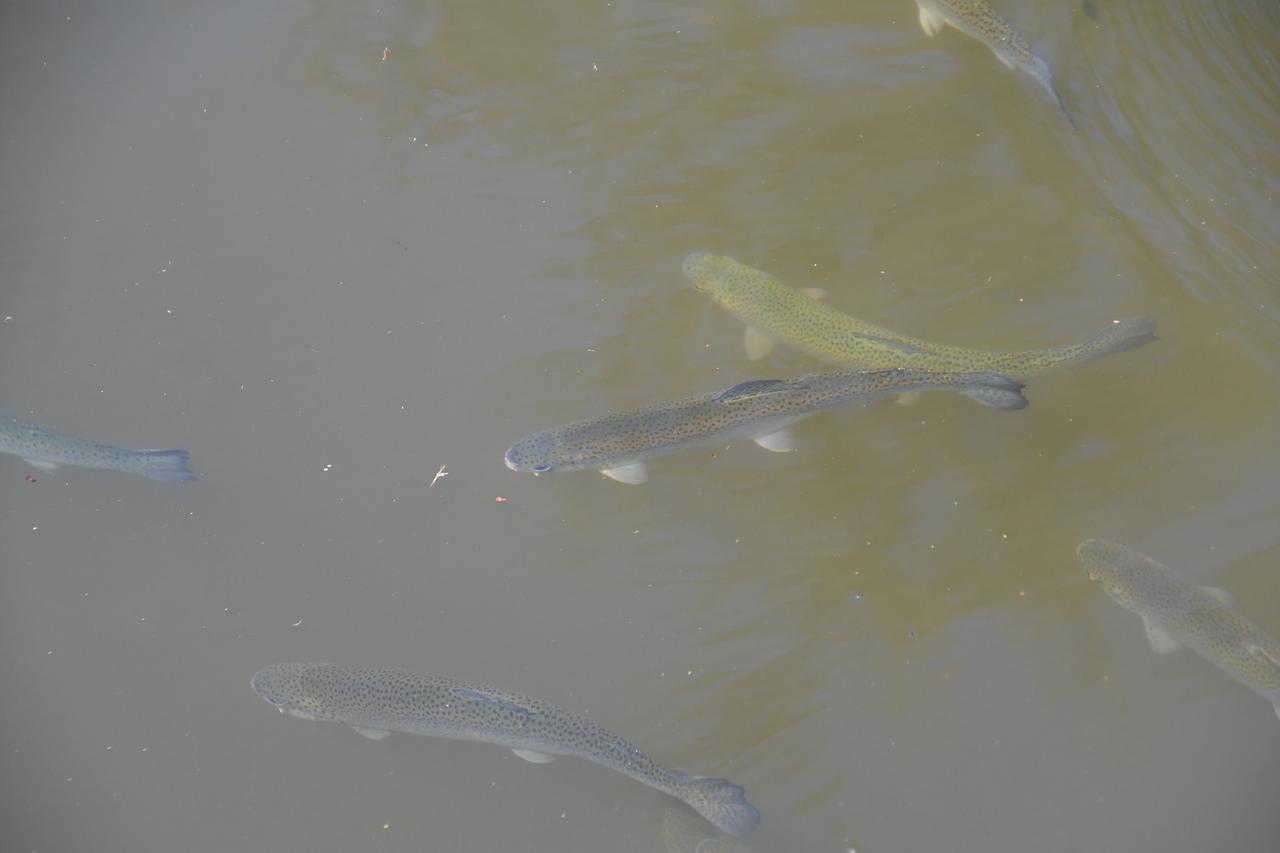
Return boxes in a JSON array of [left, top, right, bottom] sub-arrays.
[[2, 1, 1278, 851]]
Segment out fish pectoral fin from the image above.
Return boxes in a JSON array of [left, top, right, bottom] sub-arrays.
[[1200, 585, 1233, 605], [742, 326, 775, 361], [1143, 618, 1181, 655], [601, 462, 648, 485], [800, 286, 828, 301], [896, 391, 923, 407], [352, 726, 391, 741], [23, 458, 60, 472], [753, 428, 796, 453], [512, 749, 555, 764], [917, 5, 944, 37]]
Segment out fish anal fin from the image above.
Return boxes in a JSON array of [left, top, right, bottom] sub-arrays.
[[1143, 618, 1181, 655], [601, 462, 648, 485], [23, 458, 60, 472], [353, 726, 391, 741], [1201, 585, 1233, 605], [513, 748, 554, 763], [743, 326, 774, 361], [918, 5, 944, 37], [753, 427, 795, 453]]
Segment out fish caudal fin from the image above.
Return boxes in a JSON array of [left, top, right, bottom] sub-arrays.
[[955, 373, 1029, 410], [680, 776, 760, 837], [1075, 317, 1158, 366], [917, 5, 943, 37], [136, 449, 198, 483]]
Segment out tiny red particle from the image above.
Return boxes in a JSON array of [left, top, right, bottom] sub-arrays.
[[494, 496, 507, 503], [25, 474, 36, 482]]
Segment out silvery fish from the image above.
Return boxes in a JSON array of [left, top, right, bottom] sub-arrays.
[[914, 0, 1076, 125], [1078, 539, 1280, 719], [684, 253, 1156, 378], [659, 794, 762, 853], [503, 367, 1026, 484], [0, 414, 196, 483], [251, 663, 760, 836]]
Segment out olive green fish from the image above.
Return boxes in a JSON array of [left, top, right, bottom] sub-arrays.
[[251, 663, 760, 835], [503, 367, 1026, 484], [1078, 539, 1280, 720], [684, 253, 1156, 378], [0, 414, 195, 483], [914, 0, 1075, 125]]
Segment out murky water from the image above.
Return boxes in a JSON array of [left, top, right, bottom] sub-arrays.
[[2, 1, 1278, 851]]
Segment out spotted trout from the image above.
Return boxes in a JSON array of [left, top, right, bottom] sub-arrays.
[[504, 367, 1026, 484], [914, 0, 1075, 125], [1078, 539, 1280, 720], [251, 663, 760, 836], [0, 414, 195, 483], [684, 253, 1156, 378]]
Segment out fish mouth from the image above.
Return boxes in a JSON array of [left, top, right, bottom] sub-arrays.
[[503, 449, 521, 472]]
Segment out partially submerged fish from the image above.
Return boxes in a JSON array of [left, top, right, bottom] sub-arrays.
[[504, 367, 1026, 484], [251, 663, 760, 836], [914, 0, 1075, 126], [0, 414, 196, 483], [1078, 539, 1280, 719], [684, 253, 1156, 378], [659, 793, 762, 853]]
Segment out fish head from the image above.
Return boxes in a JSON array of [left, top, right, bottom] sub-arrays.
[[251, 663, 336, 721], [503, 430, 574, 475], [682, 251, 743, 302], [1077, 539, 1163, 608]]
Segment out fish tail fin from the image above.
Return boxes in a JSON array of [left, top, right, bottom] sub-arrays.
[[956, 372, 1029, 410], [1073, 317, 1158, 366], [679, 776, 760, 837], [135, 449, 197, 483]]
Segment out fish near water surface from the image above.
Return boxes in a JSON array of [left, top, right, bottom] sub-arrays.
[[1078, 539, 1280, 719], [0, 414, 195, 483], [251, 663, 760, 836], [503, 366, 1027, 484], [684, 253, 1156, 378], [659, 794, 763, 853], [914, 0, 1075, 126]]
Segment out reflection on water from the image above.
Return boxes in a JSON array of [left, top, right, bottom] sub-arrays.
[[3, 0, 1280, 850]]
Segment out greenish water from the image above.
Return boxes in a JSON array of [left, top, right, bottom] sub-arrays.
[[1, 1, 1277, 851]]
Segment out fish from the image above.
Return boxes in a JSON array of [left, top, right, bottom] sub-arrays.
[[684, 253, 1156, 378], [503, 367, 1026, 484], [251, 663, 760, 836], [0, 414, 196, 483], [914, 0, 1076, 126], [1077, 539, 1280, 719], [659, 793, 763, 853]]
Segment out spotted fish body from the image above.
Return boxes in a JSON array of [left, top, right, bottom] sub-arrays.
[[915, 0, 1075, 125], [251, 663, 760, 836], [684, 253, 1156, 378], [0, 414, 195, 483], [503, 366, 1026, 484], [1078, 540, 1280, 719]]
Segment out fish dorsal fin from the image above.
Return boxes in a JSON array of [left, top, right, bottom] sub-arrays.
[[601, 462, 648, 484], [742, 326, 774, 361], [353, 726, 391, 741], [753, 427, 796, 453], [1143, 617, 1181, 655], [1201, 586, 1233, 605], [512, 748, 555, 763], [716, 379, 798, 404], [918, 5, 944, 37]]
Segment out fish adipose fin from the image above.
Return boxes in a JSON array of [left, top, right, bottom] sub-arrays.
[[681, 776, 761, 837], [23, 458, 60, 472], [742, 326, 774, 360], [137, 449, 198, 483], [753, 428, 795, 453], [602, 462, 648, 485], [353, 726, 391, 740], [1143, 618, 1181, 654], [917, 5, 944, 37], [512, 749, 554, 763], [956, 373, 1029, 410]]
